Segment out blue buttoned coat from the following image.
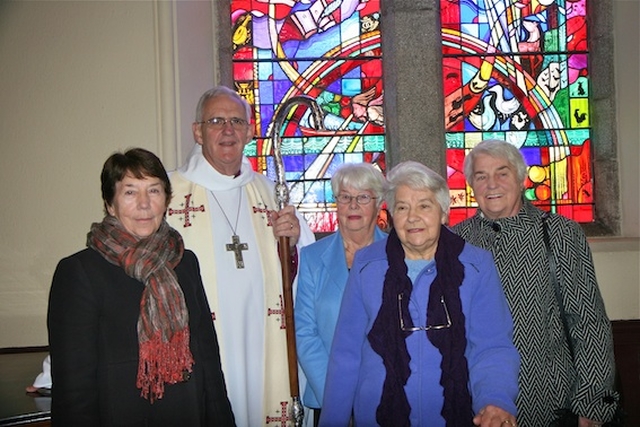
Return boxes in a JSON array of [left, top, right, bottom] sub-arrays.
[[295, 227, 387, 408], [319, 237, 519, 426]]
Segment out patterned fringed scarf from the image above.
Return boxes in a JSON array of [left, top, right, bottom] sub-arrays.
[[367, 226, 473, 426], [87, 216, 194, 402]]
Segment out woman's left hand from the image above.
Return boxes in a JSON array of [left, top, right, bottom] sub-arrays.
[[473, 405, 517, 427], [271, 205, 300, 246]]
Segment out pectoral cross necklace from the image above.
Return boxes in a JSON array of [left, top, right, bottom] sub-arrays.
[[210, 190, 248, 269]]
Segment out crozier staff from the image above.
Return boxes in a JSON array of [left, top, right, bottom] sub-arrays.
[[48, 148, 235, 426]]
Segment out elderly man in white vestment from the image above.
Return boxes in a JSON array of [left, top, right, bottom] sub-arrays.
[[167, 86, 315, 427]]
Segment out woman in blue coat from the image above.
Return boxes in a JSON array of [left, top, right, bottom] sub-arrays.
[[320, 161, 519, 427], [295, 163, 386, 425]]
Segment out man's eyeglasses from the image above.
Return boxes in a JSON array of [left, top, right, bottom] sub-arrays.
[[335, 193, 377, 205], [398, 294, 452, 332], [198, 117, 249, 130]]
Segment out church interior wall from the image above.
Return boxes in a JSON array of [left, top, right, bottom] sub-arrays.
[[0, 0, 637, 348]]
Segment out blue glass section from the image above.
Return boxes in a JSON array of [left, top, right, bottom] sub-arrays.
[[342, 79, 362, 96], [259, 81, 274, 104], [258, 62, 273, 80]]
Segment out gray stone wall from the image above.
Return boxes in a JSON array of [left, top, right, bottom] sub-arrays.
[[381, 0, 446, 174], [589, 0, 620, 235]]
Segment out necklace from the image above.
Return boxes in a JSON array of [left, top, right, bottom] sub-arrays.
[[344, 238, 374, 269], [344, 238, 375, 255], [210, 190, 248, 269]]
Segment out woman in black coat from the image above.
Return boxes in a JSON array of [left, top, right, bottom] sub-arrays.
[[48, 148, 235, 427]]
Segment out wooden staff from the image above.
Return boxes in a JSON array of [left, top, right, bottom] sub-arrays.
[[271, 95, 325, 427]]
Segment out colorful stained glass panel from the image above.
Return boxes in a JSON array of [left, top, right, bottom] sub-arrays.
[[231, 0, 387, 232], [441, 0, 593, 225]]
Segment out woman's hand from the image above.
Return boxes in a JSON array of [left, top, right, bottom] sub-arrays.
[[473, 405, 517, 427]]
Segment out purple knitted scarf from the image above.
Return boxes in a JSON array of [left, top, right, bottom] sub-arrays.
[[367, 226, 472, 426]]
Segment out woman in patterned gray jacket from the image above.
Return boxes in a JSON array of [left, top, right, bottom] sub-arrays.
[[453, 139, 618, 427]]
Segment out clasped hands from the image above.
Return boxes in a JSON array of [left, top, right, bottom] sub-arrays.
[[474, 405, 517, 427]]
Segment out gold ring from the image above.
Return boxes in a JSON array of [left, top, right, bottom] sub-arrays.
[[501, 420, 516, 427]]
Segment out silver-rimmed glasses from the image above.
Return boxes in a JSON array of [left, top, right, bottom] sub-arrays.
[[398, 294, 452, 332], [335, 193, 377, 205], [197, 117, 249, 130]]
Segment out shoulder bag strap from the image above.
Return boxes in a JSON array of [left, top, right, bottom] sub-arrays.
[[542, 212, 575, 360]]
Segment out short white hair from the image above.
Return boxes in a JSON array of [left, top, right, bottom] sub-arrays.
[[463, 139, 528, 184], [385, 161, 450, 215], [331, 163, 386, 208], [195, 86, 252, 122]]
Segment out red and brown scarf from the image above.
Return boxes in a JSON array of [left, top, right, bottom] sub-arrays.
[[87, 216, 193, 402]]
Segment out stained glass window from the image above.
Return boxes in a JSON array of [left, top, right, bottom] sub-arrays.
[[441, 0, 593, 225], [231, 0, 387, 233]]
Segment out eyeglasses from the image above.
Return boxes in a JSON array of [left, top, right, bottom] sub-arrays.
[[335, 193, 377, 205], [398, 294, 452, 332], [197, 117, 249, 130]]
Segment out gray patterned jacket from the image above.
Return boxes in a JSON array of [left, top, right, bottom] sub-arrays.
[[453, 200, 618, 426]]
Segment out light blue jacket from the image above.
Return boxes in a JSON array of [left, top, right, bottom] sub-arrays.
[[295, 228, 387, 408], [319, 236, 520, 426]]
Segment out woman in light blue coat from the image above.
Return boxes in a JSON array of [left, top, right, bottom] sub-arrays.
[[295, 163, 387, 425]]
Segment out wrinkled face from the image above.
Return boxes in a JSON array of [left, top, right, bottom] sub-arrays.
[[193, 94, 254, 176], [336, 185, 380, 236], [392, 185, 446, 260], [470, 153, 524, 220], [107, 173, 167, 239]]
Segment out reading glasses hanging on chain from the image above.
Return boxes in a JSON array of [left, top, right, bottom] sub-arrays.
[[398, 294, 452, 332]]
